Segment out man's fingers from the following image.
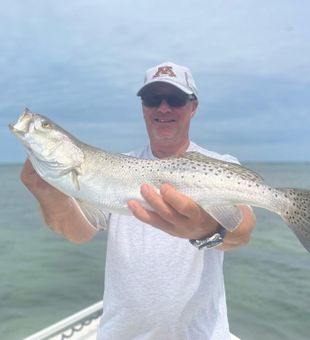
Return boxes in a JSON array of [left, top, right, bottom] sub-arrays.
[[21, 159, 38, 186], [160, 183, 202, 218], [21, 159, 34, 178], [128, 184, 220, 239], [20, 159, 64, 196], [127, 200, 175, 234], [139, 184, 185, 225]]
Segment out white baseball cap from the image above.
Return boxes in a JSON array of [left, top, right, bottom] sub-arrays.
[[137, 62, 198, 98]]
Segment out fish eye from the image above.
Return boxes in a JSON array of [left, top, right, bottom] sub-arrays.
[[41, 120, 52, 129]]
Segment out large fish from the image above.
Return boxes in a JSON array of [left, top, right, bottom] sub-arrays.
[[9, 109, 310, 252]]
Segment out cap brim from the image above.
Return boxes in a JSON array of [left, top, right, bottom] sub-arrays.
[[137, 79, 194, 96]]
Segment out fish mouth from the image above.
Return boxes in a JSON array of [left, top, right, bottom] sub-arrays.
[[8, 123, 25, 137], [8, 108, 34, 137]]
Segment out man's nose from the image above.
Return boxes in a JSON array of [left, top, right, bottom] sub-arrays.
[[157, 99, 172, 113]]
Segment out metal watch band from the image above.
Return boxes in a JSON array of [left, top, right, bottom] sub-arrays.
[[189, 225, 227, 250]]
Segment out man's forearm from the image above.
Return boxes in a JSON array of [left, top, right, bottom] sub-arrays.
[[39, 196, 98, 244]]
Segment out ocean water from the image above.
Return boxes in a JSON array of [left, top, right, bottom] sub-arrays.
[[0, 163, 309, 340]]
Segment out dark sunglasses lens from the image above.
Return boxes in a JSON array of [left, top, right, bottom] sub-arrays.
[[142, 95, 161, 107], [166, 95, 187, 107], [142, 94, 188, 107]]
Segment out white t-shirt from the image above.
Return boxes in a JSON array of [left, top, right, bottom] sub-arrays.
[[97, 142, 239, 340]]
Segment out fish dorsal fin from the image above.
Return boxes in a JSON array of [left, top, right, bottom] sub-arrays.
[[179, 151, 218, 163], [177, 152, 263, 182]]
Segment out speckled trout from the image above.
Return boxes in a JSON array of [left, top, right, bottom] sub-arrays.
[[9, 109, 310, 252]]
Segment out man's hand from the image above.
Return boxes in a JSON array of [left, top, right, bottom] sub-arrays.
[[20, 159, 98, 243], [128, 183, 256, 250], [21, 159, 73, 233], [21, 159, 67, 202], [128, 183, 219, 240]]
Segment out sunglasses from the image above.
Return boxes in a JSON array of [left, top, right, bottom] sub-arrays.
[[141, 93, 195, 108]]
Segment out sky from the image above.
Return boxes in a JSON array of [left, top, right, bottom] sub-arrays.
[[1, 0, 309, 163]]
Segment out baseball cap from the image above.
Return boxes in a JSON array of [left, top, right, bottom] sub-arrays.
[[137, 62, 198, 98]]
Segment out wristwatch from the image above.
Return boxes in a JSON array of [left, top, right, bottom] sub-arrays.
[[189, 225, 227, 250]]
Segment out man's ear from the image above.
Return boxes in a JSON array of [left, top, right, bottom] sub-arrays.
[[191, 100, 198, 117]]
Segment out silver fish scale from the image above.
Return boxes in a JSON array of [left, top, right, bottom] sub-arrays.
[[83, 151, 277, 213], [118, 153, 261, 187]]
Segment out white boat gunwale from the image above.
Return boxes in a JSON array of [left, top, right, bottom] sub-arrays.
[[23, 300, 241, 340]]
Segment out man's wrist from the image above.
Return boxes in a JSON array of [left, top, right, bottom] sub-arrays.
[[189, 225, 227, 250]]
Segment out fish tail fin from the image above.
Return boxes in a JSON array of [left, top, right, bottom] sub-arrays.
[[278, 188, 310, 252]]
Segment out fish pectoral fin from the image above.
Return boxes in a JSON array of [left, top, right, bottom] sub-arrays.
[[74, 199, 109, 231], [204, 205, 243, 231], [71, 168, 81, 190]]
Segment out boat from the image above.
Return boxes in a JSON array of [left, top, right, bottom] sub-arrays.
[[23, 301, 241, 339], [23, 301, 102, 340]]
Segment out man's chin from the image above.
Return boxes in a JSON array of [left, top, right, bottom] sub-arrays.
[[154, 132, 176, 141], [153, 126, 178, 138]]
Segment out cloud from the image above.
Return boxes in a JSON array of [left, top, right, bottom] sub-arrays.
[[1, 0, 309, 162]]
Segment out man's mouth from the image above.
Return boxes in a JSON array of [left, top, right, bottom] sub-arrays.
[[154, 118, 176, 123]]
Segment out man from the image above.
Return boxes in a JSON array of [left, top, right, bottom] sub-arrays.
[[21, 62, 256, 339]]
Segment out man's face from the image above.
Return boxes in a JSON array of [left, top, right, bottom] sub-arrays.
[[141, 83, 198, 149]]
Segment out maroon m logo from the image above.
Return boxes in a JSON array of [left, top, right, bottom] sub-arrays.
[[152, 66, 176, 78]]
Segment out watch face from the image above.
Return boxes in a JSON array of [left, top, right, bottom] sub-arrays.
[[190, 233, 223, 249], [204, 237, 223, 249]]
